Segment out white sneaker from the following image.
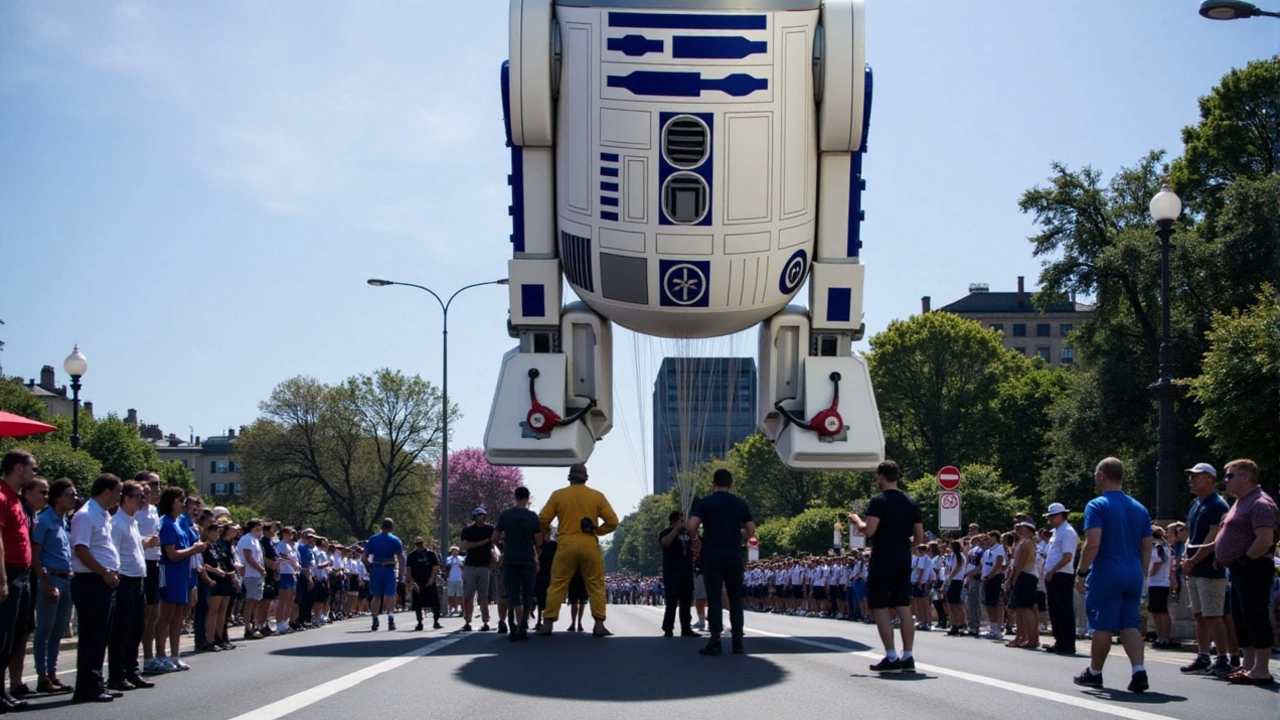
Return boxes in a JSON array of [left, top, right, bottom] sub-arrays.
[[172, 659, 191, 671]]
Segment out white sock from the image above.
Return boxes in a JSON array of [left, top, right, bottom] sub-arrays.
[[1132, 665, 1145, 673], [886, 649, 899, 660], [1088, 667, 1102, 676], [902, 650, 913, 659]]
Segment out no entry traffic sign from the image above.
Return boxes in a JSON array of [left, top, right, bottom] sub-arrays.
[[937, 465, 962, 491]]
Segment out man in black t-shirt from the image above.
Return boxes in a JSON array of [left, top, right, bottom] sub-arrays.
[[658, 511, 696, 637], [848, 459, 924, 674], [459, 509, 495, 631], [494, 487, 542, 641], [405, 537, 441, 631], [688, 469, 756, 656]]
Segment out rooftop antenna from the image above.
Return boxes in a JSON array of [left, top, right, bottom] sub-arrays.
[[189, 426, 195, 445]]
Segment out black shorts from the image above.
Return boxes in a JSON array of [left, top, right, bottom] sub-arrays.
[[866, 562, 912, 610], [145, 560, 160, 605], [263, 572, 279, 600], [984, 574, 1005, 607], [314, 580, 329, 604], [1147, 586, 1170, 614], [813, 586, 827, 601], [946, 579, 964, 605], [412, 587, 440, 610], [1034, 590, 1046, 613], [1011, 572, 1038, 610]]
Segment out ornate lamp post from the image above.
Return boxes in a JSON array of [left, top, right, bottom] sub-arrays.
[[367, 277, 508, 550], [1149, 182, 1182, 522], [63, 345, 88, 449]]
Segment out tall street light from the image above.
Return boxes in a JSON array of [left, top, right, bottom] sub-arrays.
[[1199, 0, 1280, 19], [367, 277, 508, 551], [1149, 181, 1182, 522], [63, 345, 88, 449]]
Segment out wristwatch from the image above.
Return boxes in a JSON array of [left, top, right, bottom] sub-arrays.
[[1076, 568, 1090, 578]]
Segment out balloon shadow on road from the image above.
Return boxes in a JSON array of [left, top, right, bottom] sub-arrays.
[[450, 635, 795, 701], [270, 634, 458, 658], [1080, 689, 1193, 704]]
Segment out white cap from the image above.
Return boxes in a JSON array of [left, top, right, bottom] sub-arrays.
[[1017, 520, 1037, 531], [1044, 502, 1069, 516], [1185, 462, 1216, 478], [211, 506, 231, 519]]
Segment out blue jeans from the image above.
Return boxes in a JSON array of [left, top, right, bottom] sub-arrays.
[[34, 575, 72, 674]]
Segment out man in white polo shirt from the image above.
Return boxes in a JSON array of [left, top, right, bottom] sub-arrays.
[[236, 520, 267, 640], [1042, 502, 1078, 654], [70, 474, 123, 703], [108, 479, 157, 691]]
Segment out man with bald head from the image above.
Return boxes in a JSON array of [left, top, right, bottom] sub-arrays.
[[1072, 457, 1153, 694], [537, 464, 617, 636]]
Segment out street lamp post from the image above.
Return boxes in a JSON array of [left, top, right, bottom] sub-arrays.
[[1198, 0, 1280, 20], [63, 345, 88, 450], [1149, 181, 1182, 522], [367, 277, 508, 551]]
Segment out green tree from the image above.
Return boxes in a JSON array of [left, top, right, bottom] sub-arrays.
[[238, 371, 450, 541], [0, 377, 49, 421], [1187, 286, 1280, 479], [754, 518, 794, 558], [1169, 58, 1279, 223], [0, 441, 101, 496], [904, 465, 1031, 535], [80, 414, 160, 480], [725, 433, 812, 521], [867, 311, 1019, 478], [610, 493, 677, 575], [157, 460, 196, 492], [787, 506, 844, 556], [991, 364, 1069, 504]]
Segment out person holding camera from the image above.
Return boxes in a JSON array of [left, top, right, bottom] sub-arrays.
[[536, 464, 617, 637]]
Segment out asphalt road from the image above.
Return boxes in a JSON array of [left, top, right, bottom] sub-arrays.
[[20, 606, 1279, 720]]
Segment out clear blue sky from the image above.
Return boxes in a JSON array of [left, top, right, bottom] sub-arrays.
[[1, 1, 1274, 517]]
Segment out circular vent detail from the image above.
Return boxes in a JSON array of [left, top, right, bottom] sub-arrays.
[[662, 116, 709, 169], [661, 172, 710, 225]]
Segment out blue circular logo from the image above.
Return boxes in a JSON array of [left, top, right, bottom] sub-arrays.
[[779, 249, 808, 294]]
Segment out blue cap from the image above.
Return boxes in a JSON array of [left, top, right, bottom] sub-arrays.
[[472, 507, 487, 516]]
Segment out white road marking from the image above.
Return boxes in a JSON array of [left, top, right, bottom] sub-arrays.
[[631, 606, 1176, 720], [226, 634, 465, 720]]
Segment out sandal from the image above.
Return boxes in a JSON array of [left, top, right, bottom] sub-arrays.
[[1228, 674, 1275, 686], [1005, 640, 1027, 648]]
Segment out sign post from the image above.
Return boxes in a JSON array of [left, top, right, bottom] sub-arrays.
[[937, 466, 963, 531], [748, 536, 759, 563]]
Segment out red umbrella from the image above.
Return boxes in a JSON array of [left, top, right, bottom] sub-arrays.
[[0, 411, 57, 438]]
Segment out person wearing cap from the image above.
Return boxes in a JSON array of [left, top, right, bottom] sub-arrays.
[[1178, 462, 1233, 677], [1042, 502, 1079, 654], [1072, 457, 1152, 693], [364, 518, 404, 632], [1002, 521, 1040, 649], [537, 463, 618, 637], [444, 546, 464, 616], [459, 508, 495, 632]]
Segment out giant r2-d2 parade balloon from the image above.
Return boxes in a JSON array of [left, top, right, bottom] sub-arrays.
[[485, 0, 885, 470]]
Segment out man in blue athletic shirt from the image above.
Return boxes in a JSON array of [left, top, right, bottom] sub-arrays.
[[364, 519, 404, 632], [1072, 457, 1153, 694]]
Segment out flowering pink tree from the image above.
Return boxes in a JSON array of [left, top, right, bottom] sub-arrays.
[[435, 447, 524, 541]]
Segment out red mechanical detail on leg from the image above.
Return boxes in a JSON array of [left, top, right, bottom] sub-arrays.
[[526, 369, 562, 432], [808, 400, 843, 437]]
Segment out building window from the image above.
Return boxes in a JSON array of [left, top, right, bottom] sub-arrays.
[[1036, 323, 1051, 337], [1037, 347, 1051, 363], [1060, 323, 1073, 337], [1012, 324, 1026, 337], [1013, 346, 1026, 356], [211, 460, 230, 474], [990, 323, 1004, 334], [1061, 347, 1074, 365]]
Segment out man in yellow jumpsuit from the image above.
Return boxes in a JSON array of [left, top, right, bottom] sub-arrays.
[[537, 463, 618, 636]]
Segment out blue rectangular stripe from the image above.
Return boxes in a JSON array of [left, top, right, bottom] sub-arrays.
[[827, 288, 852, 323], [600, 196, 619, 207], [600, 152, 619, 162], [672, 36, 767, 60], [608, 12, 766, 30], [600, 181, 619, 192], [601, 167, 619, 177], [520, 284, 546, 318], [601, 211, 619, 221]]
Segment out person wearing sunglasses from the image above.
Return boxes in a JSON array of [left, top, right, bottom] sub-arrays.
[[1214, 460, 1277, 686], [0, 450, 38, 710]]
